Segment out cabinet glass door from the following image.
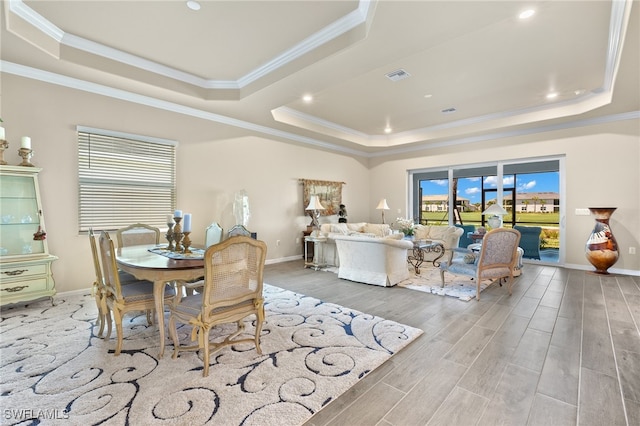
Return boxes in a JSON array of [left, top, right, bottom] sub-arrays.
[[0, 175, 45, 257]]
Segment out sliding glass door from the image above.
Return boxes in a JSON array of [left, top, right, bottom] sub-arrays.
[[411, 157, 563, 264]]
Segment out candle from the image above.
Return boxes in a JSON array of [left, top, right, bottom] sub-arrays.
[[166, 214, 174, 224], [21, 136, 31, 149], [174, 210, 182, 218], [0, 126, 5, 140], [183, 213, 192, 232]]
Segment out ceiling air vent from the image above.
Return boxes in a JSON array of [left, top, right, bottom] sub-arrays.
[[385, 69, 411, 82]]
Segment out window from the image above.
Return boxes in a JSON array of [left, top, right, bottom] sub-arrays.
[[77, 127, 177, 232]]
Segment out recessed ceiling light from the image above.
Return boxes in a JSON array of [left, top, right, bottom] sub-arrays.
[[384, 126, 392, 134], [424, 94, 433, 99], [519, 9, 535, 20], [187, 1, 201, 11], [546, 92, 559, 100], [302, 94, 313, 103]]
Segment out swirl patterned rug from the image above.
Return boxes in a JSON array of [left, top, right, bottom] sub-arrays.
[[0, 284, 422, 425]]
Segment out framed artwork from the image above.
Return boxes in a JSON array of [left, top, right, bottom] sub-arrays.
[[300, 179, 344, 216]]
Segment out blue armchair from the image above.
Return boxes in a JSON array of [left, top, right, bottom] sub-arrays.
[[455, 224, 476, 248], [513, 225, 542, 260]]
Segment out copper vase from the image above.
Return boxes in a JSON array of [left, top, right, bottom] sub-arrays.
[[585, 207, 619, 274]]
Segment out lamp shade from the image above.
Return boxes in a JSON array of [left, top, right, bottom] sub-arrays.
[[482, 204, 508, 216], [376, 198, 390, 210], [306, 195, 325, 211]]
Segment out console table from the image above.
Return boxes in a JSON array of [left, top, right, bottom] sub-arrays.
[[407, 240, 445, 274]]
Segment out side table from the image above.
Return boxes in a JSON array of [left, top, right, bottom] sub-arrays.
[[407, 240, 446, 274], [304, 236, 327, 270]]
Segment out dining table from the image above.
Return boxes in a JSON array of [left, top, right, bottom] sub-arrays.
[[115, 244, 205, 358]]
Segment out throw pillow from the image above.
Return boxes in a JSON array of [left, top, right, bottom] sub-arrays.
[[463, 253, 477, 264], [330, 223, 349, 234]]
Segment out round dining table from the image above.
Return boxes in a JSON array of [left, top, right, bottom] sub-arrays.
[[116, 244, 204, 358]]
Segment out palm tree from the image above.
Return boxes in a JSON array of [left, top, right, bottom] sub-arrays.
[[532, 196, 540, 212]]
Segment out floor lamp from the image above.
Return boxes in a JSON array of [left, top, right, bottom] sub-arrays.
[[376, 198, 390, 224]]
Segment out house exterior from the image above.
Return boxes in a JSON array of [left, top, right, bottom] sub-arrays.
[[513, 192, 560, 213]]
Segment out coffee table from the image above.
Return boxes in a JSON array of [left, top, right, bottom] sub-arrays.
[[407, 240, 445, 274]]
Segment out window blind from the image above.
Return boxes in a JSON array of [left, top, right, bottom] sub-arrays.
[[78, 129, 176, 232]]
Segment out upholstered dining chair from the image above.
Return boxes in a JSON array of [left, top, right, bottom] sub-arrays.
[[89, 228, 149, 339], [89, 228, 108, 338], [116, 223, 161, 247], [99, 231, 176, 355], [439, 228, 521, 301], [205, 222, 223, 247], [168, 236, 267, 377]]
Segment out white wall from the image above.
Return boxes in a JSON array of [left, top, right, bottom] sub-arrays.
[[368, 121, 640, 273], [2, 74, 639, 293]]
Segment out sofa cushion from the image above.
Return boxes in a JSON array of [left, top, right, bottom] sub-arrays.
[[347, 222, 366, 232], [385, 233, 404, 240], [363, 223, 391, 237]]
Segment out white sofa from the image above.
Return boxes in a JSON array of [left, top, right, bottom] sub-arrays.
[[333, 234, 413, 286], [319, 222, 392, 267]]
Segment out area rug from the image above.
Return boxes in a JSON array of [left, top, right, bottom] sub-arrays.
[[398, 266, 490, 301], [0, 284, 422, 425]]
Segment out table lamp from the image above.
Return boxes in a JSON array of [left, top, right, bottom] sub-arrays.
[[482, 203, 508, 229], [376, 198, 390, 224], [306, 195, 325, 236]]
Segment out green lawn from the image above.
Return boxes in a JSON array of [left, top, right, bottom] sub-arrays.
[[420, 212, 560, 249]]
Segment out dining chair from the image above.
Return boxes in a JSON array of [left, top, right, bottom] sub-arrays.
[[205, 222, 223, 247], [168, 236, 267, 377], [116, 223, 161, 247], [227, 224, 251, 238], [439, 228, 521, 301], [89, 228, 149, 339], [99, 231, 176, 355], [89, 228, 108, 338]]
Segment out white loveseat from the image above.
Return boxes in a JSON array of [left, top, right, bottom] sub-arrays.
[[412, 224, 464, 262], [332, 234, 413, 286]]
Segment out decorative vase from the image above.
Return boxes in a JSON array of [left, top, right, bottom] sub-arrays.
[[585, 207, 619, 275]]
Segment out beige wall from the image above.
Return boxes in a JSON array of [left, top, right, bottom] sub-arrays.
[[2, 74, 639, 293]]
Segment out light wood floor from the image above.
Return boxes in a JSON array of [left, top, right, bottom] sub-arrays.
[[264, 260, 640, 426]]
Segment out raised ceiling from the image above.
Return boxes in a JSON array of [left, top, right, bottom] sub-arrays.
[[2, 0, 639, 156]]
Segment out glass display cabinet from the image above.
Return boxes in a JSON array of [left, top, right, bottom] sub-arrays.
[[0, 165, 57, 306]]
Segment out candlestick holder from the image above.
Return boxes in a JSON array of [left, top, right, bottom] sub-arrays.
[[0, 140, 8, 165], [182, 231, 192, 254], [165, 222, 175, 251], [173, 216, 183, 252], [18, 148, 35, 167]]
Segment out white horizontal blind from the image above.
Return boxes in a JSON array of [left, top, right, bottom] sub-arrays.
[[78, 129, 176, 232]]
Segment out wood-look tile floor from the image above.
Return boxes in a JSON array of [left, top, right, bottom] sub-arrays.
[[263, 260, 640, 426]]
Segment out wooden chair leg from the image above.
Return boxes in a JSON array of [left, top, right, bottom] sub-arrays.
[[114, 311, 124, 356], [105, 309, 113, 340]]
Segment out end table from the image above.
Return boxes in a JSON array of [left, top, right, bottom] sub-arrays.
[[304, 236, 327, 270]]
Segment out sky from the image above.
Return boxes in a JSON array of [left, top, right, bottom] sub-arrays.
[[420, 172, 560, 205]]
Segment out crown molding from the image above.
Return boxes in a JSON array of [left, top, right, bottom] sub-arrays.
[[7, 0, 372, 93], [3, 61, 637, 161]]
